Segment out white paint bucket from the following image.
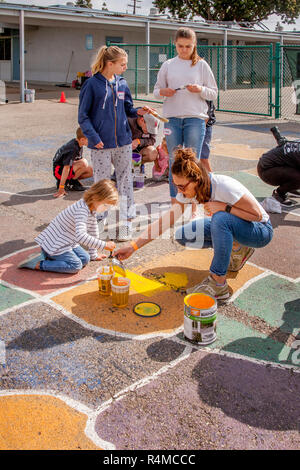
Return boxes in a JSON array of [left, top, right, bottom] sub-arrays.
[[184, 293, 217, 345], [24, 89, 35, 103]]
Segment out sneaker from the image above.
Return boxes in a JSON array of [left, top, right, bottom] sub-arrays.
[[287, 189, 300, 197], [18, 252, 45, 269], [67, 179, 86, 191], [228, 245, 255, 272], [186, 275, 230, 302], [272, 189, 296, 207], [117, 224, 132, 242]]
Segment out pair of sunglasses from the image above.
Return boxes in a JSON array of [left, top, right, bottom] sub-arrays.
[[174, 181, 192, 191]]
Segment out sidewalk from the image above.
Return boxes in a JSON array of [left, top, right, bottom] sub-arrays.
[[0, 97, 299, 450]]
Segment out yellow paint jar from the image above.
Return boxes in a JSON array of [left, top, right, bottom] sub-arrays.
[[97, 266, 114, 296], [111, 277, 131, 308]]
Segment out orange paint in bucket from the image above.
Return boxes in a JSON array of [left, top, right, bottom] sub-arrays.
[[186, 293, 215, 310], [184, 292, 217, 345]]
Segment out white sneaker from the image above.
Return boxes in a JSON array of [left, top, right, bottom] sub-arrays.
[[117, 224, 132, 242]]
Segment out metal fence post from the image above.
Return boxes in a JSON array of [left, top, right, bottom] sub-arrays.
[[268, 44, 273, 116], [274, 42, 281, 119], [135, 45, 138, 99], [217, 46, 220, 109]]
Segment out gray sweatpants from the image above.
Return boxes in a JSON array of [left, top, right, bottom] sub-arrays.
[[91, 144, 136, 222]]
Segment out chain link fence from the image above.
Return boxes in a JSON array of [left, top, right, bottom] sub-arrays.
[[281, 45, 300, 121], [108, 40, 300, 120]]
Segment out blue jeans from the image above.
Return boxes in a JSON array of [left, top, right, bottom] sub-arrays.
[[201, 125, 213, 160], [165, 117, 206, 198], [40, 246, 90, 274], [175, 212, 273, 277]]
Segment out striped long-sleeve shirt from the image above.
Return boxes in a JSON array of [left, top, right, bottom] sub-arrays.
[[35, 199, 105, 260]]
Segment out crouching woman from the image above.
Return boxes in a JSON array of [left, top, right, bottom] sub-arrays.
[[115, 148, 273, 302]]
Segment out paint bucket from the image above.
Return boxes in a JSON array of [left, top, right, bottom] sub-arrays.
[[97, 266, 114, 296], [24, 89, 35, 103], [132, 152, 142, 167], [111, 277, 131, 308], [184, 293, 217, 345], [134, 174, 145, 189]]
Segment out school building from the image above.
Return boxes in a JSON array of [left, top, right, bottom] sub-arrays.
[[1, 3, 300, 83], [1, 2, 300, 119]]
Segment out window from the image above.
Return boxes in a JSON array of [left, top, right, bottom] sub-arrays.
[[0, 38, 11, 61], [85, 34, 93, 50], [106, 36, 123, 45]]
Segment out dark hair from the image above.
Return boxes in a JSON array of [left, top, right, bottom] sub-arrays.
[[171, 147, 210, 203], [175, 27, 201, 66], [76, 127, 86, 140]]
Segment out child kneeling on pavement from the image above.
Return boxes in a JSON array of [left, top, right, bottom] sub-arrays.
[[18, 180, 117, 274], [53, 127, 93, 198]]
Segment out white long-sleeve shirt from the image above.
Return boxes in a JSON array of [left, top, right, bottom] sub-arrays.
[[35, 199, 105, 260], [153, 56, 218, 119]]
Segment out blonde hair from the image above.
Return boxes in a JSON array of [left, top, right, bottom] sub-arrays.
[[91, 45, 127, 75], [175, 27, 201, 66], [84, 179, 118, 210], [171, 148, 210, 204]]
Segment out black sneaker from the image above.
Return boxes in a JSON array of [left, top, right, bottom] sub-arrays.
[[272, 189, 296, 207], [288, 189, 300, 197], [67, 179, 86, 191]]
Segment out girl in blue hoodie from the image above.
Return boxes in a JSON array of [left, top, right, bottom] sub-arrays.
[[78, 45, 149, 241]]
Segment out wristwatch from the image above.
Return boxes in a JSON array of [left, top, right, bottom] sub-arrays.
[[225, 204, 232, 213]]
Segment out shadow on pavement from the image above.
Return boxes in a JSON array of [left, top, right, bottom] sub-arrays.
[[192, 350, 300, 431], [1, 187, 85, 207], [6, 316, 127, 352]]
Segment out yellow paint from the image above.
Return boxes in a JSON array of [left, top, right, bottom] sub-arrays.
[[154, 272, 188, 289], [211, 142, 268, 161], [52, 249, 264, 336], [0, 395, 101, 450], [122, 270, 167, 297]]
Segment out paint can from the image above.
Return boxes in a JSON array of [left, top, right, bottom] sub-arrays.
[[134, 174, 145, 189], [184, 293, 217, 345], [24, 89, 35, 103], [132, 152, 142, 167], [97, 266, 114, 296]]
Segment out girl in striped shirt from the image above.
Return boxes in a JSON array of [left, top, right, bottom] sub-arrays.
[[18, 180, 117, 274]]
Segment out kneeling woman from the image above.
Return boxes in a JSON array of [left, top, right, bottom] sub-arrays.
[[116, 148, 273, 301]]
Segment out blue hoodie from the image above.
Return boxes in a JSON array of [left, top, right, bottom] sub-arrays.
[[78, 72, 138, 150]]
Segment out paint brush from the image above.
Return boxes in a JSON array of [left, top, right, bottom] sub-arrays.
[[143, 107, 169, 123]]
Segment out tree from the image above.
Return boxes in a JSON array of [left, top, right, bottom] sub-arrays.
[[153, 0, 300, 24], [75, 0, 93, 8]]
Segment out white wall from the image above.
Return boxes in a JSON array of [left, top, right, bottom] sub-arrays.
[[23, 24, 174, 84], [0, 61, 11, 81]]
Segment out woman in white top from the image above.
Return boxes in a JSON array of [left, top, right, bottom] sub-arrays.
[[154, 27, 218, 213], [115, 148, 273, 302]]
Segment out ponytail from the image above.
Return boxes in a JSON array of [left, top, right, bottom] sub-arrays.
[[171, 147, 210, 203], [91, 45, 127, 75]]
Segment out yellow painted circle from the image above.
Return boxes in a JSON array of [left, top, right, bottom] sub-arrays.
[[133, 302, 161, 317]]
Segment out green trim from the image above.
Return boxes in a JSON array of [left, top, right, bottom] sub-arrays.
[[274, 42, 281, 119]]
